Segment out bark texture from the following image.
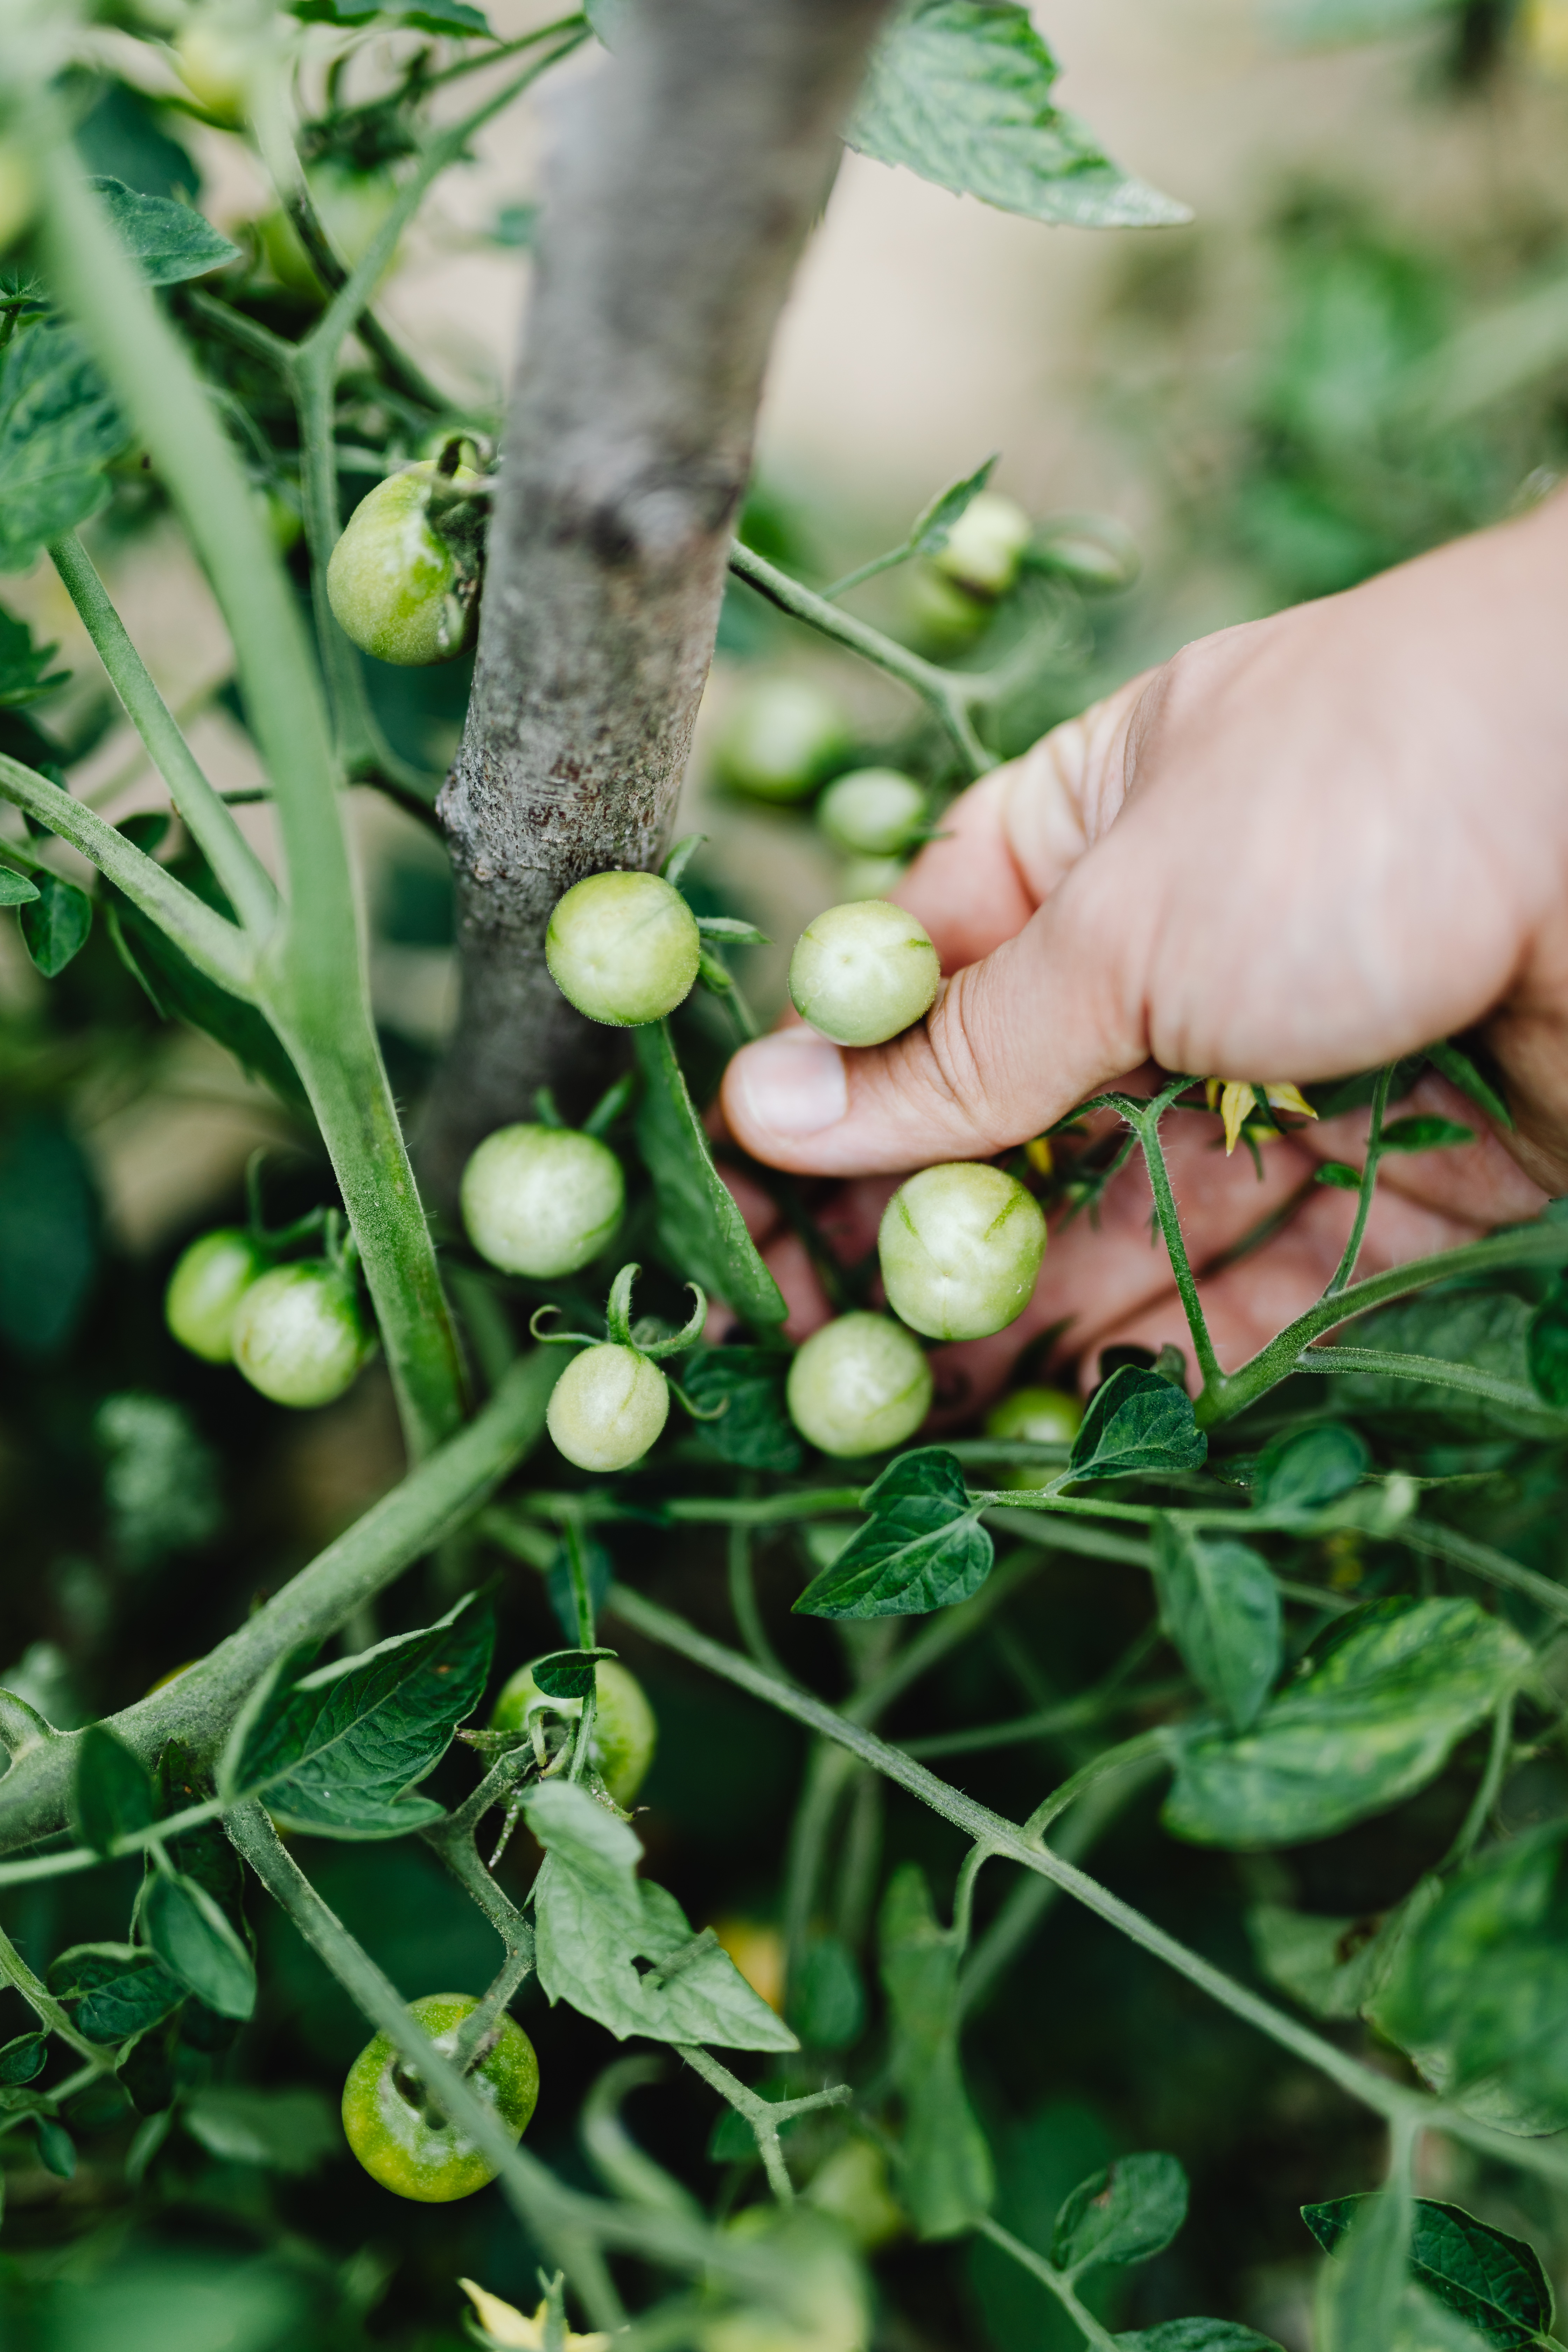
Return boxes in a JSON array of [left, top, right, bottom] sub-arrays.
[[423, 0, 892, 1204]]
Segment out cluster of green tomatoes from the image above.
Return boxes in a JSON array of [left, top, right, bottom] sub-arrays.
[[164, 1211, 376, 1409]]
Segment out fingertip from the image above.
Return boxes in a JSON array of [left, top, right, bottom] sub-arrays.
[[722, 1028, 848, 1162]]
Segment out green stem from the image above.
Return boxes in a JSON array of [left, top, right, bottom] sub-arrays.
[[1325, 1063, 1393, 1296], [904, 1691, 1183, 1763], [678, 2044, 848, 2204], [1398, 1519, 1568, 1623], [822, 542, 914, 600], [46, 534, 277, 933], [1133, 1083, 1225, 1394], [1290, 1346, 1549, 1414], [1438, 1694, 1514, 1873], [976, 2218, 1120, 2352], [1021, 1729, 1170, 1841], [728, 1519, 789, 1681], [0, 1923, 114, 2067]]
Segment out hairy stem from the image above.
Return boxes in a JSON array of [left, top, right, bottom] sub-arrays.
[[976, 2219, 1121, 2352], [1325, 1062, 1393, 1296]]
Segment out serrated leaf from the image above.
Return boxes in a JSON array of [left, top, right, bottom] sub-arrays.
[[293, 0, 492, 30], [531, 1647, 617, 1702], [47, 1943, 184, 2044], [1153, 1520, 1281, 1732], [219, 1594, 492, 1837], [879, 1862, 993, 2239], [89, 178, 239, 287], [847, 0, 1189, 229], [20, 873, 92, 978], [524, 1778, 797, 2052], [910, 454, 998, 552], [1051, 2152, 1188, 2273], [0, 323, 126, 574], [0, 2032, 47, 2086], [143, 1871, 255, 2021], [0, 607, 69, 709], [1116, 2327, 1282, 2351], [632, 1021, 785, 1330], [794, 1448, 991, 1619], [1303, 2197, 1552, 2350], [1380, 1115, 1473, 1153], [0, 867, 38, 905], [1327, 1291, 1559, 1438], [1253, 1422, 1369, 1511], [71, 1722, 158, 1858], [1069, 1366, 1207, 1482], [1313, 2178, 1413, 2352], [683, 1347, 803, 1473], [1164, 1598, 1528, 1848]]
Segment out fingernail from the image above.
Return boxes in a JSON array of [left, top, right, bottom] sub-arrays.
[[733, 1031, 847, 1139]]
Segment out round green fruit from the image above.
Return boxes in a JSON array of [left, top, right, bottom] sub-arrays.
[[878, 1162, 1046, 1342], [983, 1383, 1083, 1491], [260, 159, 401, 295], [491, 1657, 657, 1807], [817, 768, 926, 858], [165, 1227, 271, 1364], [461, 1125, 624, 1279], [932, 492, 1031, 598], [545, 870, 700, 1028], [786, 1313, 932, 1458], [231, 1260, 374, 1409], [326, 460, 482, 666], [547, 1343, 669, 1472], [341, 1993, 538, 2204], [716, 677, 853, 803], [789, 900, 939, 1049]]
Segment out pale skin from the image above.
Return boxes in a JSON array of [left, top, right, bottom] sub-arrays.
[[719, 488, 1568, 1410]]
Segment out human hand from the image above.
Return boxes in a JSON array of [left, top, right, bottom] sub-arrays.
[[719, 492, 1568, 1397]]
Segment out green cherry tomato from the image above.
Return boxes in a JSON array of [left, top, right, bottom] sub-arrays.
[[261, 159, 401, 295], [461, 1125, 625, 1279], [1033, 516, 1140, 593], [716, 677, 854, 803], [547, 1344, 669, 1472], [545, 870, 700, 1028], [173, 20, 252, 123], [786, 1313, 932, 1458], [789, 900, 940, 1049], [341, 1993, 538, 2204], [231, 1260, 374, 1409], [699, 2207, 869, 2352], [817, 768, 926, 858], [164, 1227, 271, 1364], [878, 1162, 1046, 1342], [984, 1383, 1083, 1490], [491, 1657, 657, 1807], [326, 460, 482, 667], [932, 492, 1031, 598]]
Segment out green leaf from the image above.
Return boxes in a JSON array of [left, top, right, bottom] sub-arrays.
[[218, 1593, 493, 1837], [0, 606, 69, 708], [88, 178, 239, 287], [1254, 1422, 1369, 1511], [910, 454, 999, 553], [1069, 1366, 1207, 1482], [1326, 1290, 1561, 1438], [293, 0, 493, 31], [1379, 1115, 1473, 1153], [1303, 2197, 1552, 2350], [584, 0, 630, 42], [1153, 1520, 1281, 1732], [1246, 1904, 1389, 2021], [107, 897, 309, 1109], [523, 1778, 797, 2052], [792, 1934, 866, 2051], [794, 1448, 992, 1619], [0, 867, 39, 905], [0, 323, 126, 574], [1312, 2178, 1413, 2352], [0, 2032, 47, 2086], [20, 874, 92, 977], [632, 1021, 786, 1329], [143, 1870, 256, 2021], [34, 2115, 76, 2178], [71, 1722, 158, 1858], [1427, 1037, 1513, 1132], [1051, 2152, 1188, 2272], [1315, 1162, 1363, 1190], [1163, 1599, 1528, 1849], [531, 1647, 618, 1702], [1525, 1274, 1568, 1408], [879, 1863, 993, 2239], [183, 2085, 340, 2174], [155, 1741, 247, 1930], [682, 1346, 803, 1473], [1117, 2325, 1282, 2350], [846, 1, 1189, 229], [47, 1942, 184, 2044]]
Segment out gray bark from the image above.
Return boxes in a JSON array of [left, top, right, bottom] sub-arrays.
[[422, 0, 892, 1204]]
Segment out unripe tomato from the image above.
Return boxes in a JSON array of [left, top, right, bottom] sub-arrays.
[[786, 1313, 932, 1458], [165, 1227, 271, 1364], [0, 143, 37, 255], [1034, 516, 1140, 593], [878, 1162, 1046, 1341], [260, 160, 401, 296], [491, 1657, 657, 1806], [341, 1992, 538, 2203], [545, 870, 700, 1028], [547, 1343, 669, 1471], [817, 769, 925, 858], [904, 565, 990, 651], [716, 678, 853, 803], [789, 900, 939, 1049], [461, 1125, 624, 1278], [984, 1383, 1083, 1489], [173, 21, 252, 123], [326, 461, 482, 667], [933, 492, 1031, 598], [231, 1259, 374, 1409], [804, 2138, 905, 2250], [837, 856, 905, 903], [699, 2208, 868, 2352]]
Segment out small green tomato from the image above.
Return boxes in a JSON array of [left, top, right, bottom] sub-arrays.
[[716, 677, 853, 803], [547, 1343, 670, 1472], [326, 460, 482, 666], [261, 159, 401, 295], [461, 1125, 624, 1279], [789, 900, 940, 1049], [231, 1260, 374, 1409], [173, 20, 252, 123], [491, 1657, 657, 1807], [545, 870, 700, 1028], [878, 1162, 1046, 1342], [699, 2208, 869, 2352], [933, 492, 1031, 598], [984, 1384, 1084, 1491], [817, 768, 926, 858], [786, 1313, 932, 1458], [341, 1993, 538, 2204], [165, 1227, 271, 1364]]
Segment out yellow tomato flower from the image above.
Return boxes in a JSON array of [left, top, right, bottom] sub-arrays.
[[1024, 1135, 1054, 1176], [1520, 0, 1568, 72], [459, 2281, 611, 2351], [1204, 1079, 1318, 1155]]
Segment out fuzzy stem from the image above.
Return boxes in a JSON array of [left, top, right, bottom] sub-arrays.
[[1325, 1062, 1394, 1296]]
